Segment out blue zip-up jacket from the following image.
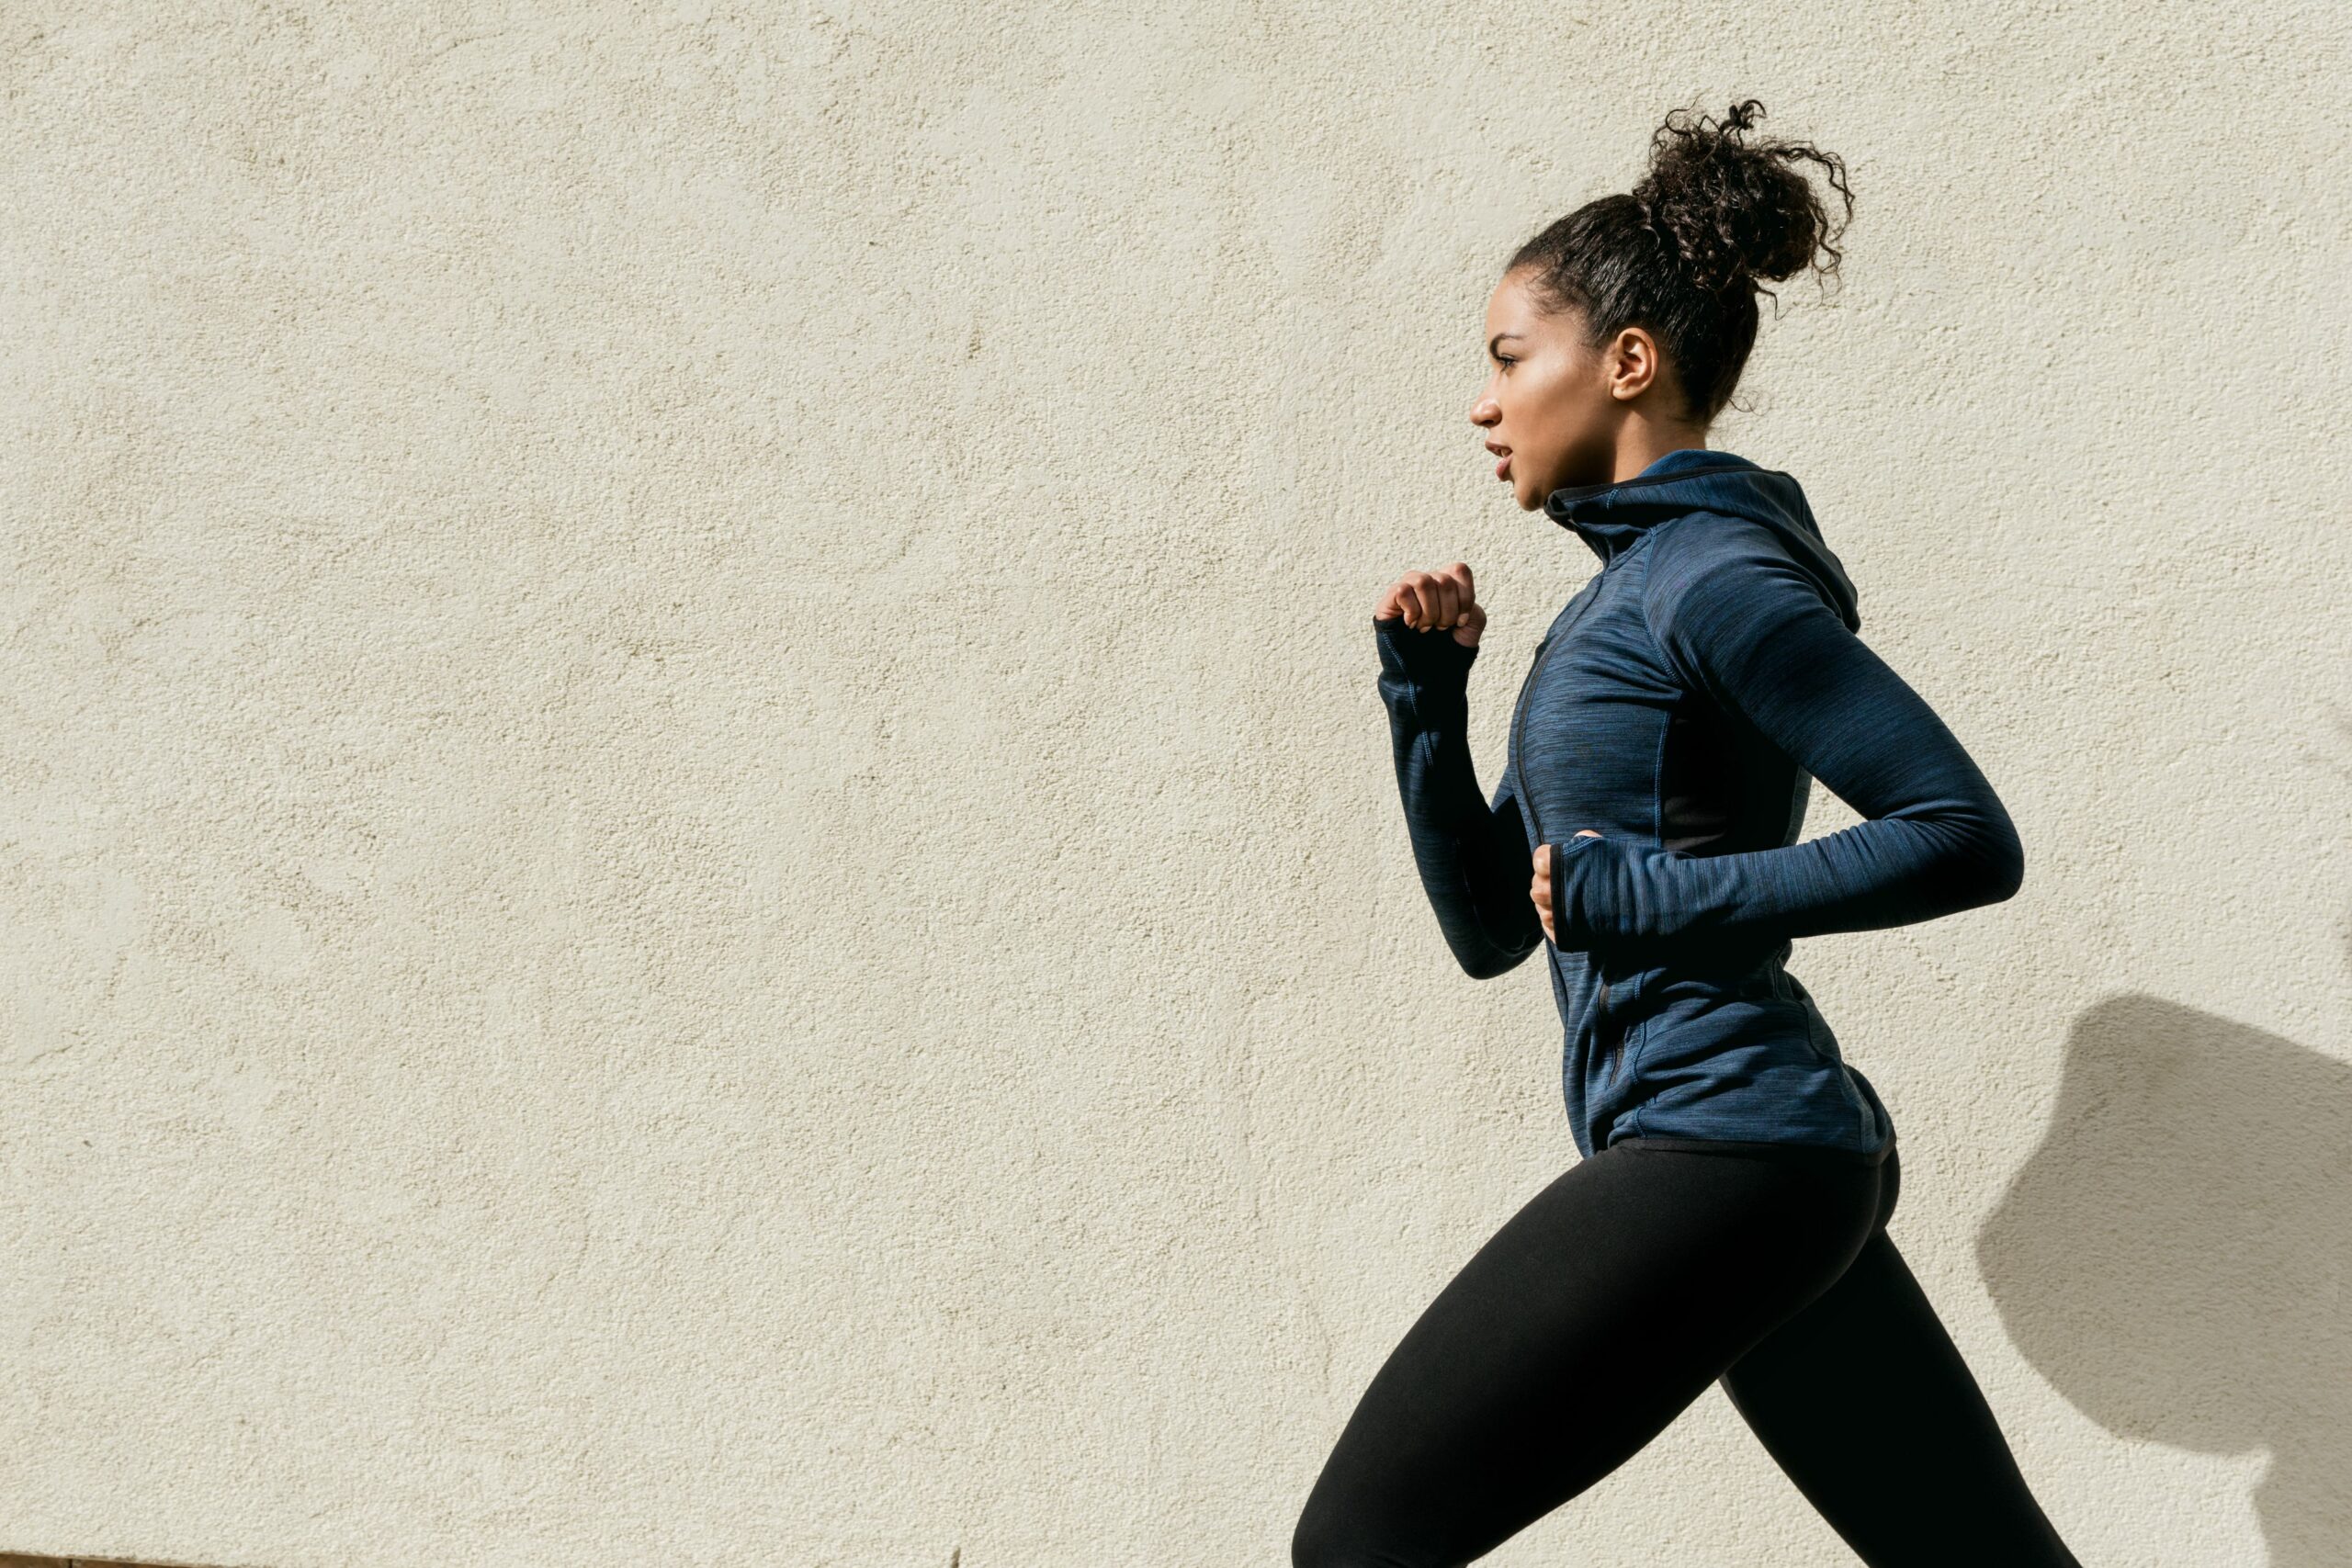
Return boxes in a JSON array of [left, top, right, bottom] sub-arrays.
[[1373, 446, 2023, 1161]]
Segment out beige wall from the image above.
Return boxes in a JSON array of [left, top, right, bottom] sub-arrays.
[[5, 3, 2348, 1564]]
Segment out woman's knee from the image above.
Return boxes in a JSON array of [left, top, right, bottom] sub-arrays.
[[1290, 1491, 1434, 1568], [1289, 1496, 1364, 1568]]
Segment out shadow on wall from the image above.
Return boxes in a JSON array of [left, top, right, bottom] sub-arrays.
[[1976, 988, 2352, 1567]]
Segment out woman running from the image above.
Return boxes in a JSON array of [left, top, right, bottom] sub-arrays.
[[1292, 100, 2086, 1566]]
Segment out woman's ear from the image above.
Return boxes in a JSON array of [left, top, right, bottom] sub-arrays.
[[1605, 325, 1662, 402]]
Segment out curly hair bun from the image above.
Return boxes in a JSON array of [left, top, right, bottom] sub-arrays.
[[1630, 98, 1854, 296]]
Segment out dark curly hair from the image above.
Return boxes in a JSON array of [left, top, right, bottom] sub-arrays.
[[1505, 97, 1854, 424]]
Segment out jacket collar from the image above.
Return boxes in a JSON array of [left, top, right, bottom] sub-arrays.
[[1541, 446, 1863, 630]]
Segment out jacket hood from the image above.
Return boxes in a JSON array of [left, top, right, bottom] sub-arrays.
[[1541, 447, 1861, 632]]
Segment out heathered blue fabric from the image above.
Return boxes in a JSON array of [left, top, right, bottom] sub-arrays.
[[1373, 446, 2024, 1160]]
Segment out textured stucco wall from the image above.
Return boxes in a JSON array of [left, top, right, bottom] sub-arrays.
[[5, 3, 2348, 1565]]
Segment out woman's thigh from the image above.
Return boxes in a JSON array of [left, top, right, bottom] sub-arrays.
[[1718, 1194, 2085, 1567], [1293, 1141, 1883, 1568]]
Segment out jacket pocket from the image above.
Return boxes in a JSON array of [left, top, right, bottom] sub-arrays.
[[1593, 967, 1645, 1088]]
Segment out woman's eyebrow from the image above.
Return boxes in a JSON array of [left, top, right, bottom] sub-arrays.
[[1487, 332, 1524, 356]]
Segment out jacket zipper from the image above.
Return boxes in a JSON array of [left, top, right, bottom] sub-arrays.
[[1510, 574, 1621, 1087], [1510, 585, 1609, 851]]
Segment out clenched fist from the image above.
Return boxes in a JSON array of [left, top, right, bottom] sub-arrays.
[[1532, 834, 1604, 944], [1376, 561, 1486, 649]]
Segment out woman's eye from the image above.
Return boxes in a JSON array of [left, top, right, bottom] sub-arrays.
[[1495, 356, 1516, 370]]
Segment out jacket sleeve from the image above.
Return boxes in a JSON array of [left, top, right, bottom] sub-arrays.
[[1374, 615, 1544, 978], [1547, 520, 2025, 952]]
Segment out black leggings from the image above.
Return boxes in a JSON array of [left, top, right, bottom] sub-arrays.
[[1293, 1138, 2083, 1566]]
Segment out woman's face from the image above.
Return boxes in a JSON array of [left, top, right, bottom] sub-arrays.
[[1471, 265, 1671, 507]]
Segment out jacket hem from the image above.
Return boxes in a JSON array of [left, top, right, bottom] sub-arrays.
[[1607, 1126, 1896, 1168]]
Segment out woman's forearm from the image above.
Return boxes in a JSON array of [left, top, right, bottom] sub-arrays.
[[1549, 802, 2021, 950], [1374, 616, 1544, 977]]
